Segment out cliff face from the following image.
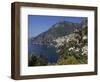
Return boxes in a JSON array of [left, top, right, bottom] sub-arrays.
[[31, 20, 81, 45]]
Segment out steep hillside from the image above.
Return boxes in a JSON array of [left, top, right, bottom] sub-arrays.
[[31, 20, 81, 45]]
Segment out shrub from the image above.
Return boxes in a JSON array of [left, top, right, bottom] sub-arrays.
[[28, 53, 48, 66]]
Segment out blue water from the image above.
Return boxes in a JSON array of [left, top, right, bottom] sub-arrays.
[[28, 41, 59, 63]]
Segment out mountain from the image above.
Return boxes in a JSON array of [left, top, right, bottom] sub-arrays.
[[31, 20, 82, 45]]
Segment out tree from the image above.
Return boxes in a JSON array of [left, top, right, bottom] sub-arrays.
[[28, 53, 48, 66]]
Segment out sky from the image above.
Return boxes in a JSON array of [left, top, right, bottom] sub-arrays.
[[28, 15, 86, 38]]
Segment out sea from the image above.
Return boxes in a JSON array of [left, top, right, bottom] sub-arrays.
[[28, 41, 59, 63]]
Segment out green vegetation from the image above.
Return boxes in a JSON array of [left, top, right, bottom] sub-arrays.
[[28, 53, 48, 66], [56, 24, 88, 65]]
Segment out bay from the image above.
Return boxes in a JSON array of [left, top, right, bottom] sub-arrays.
[[28, 41, 59, 63]]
